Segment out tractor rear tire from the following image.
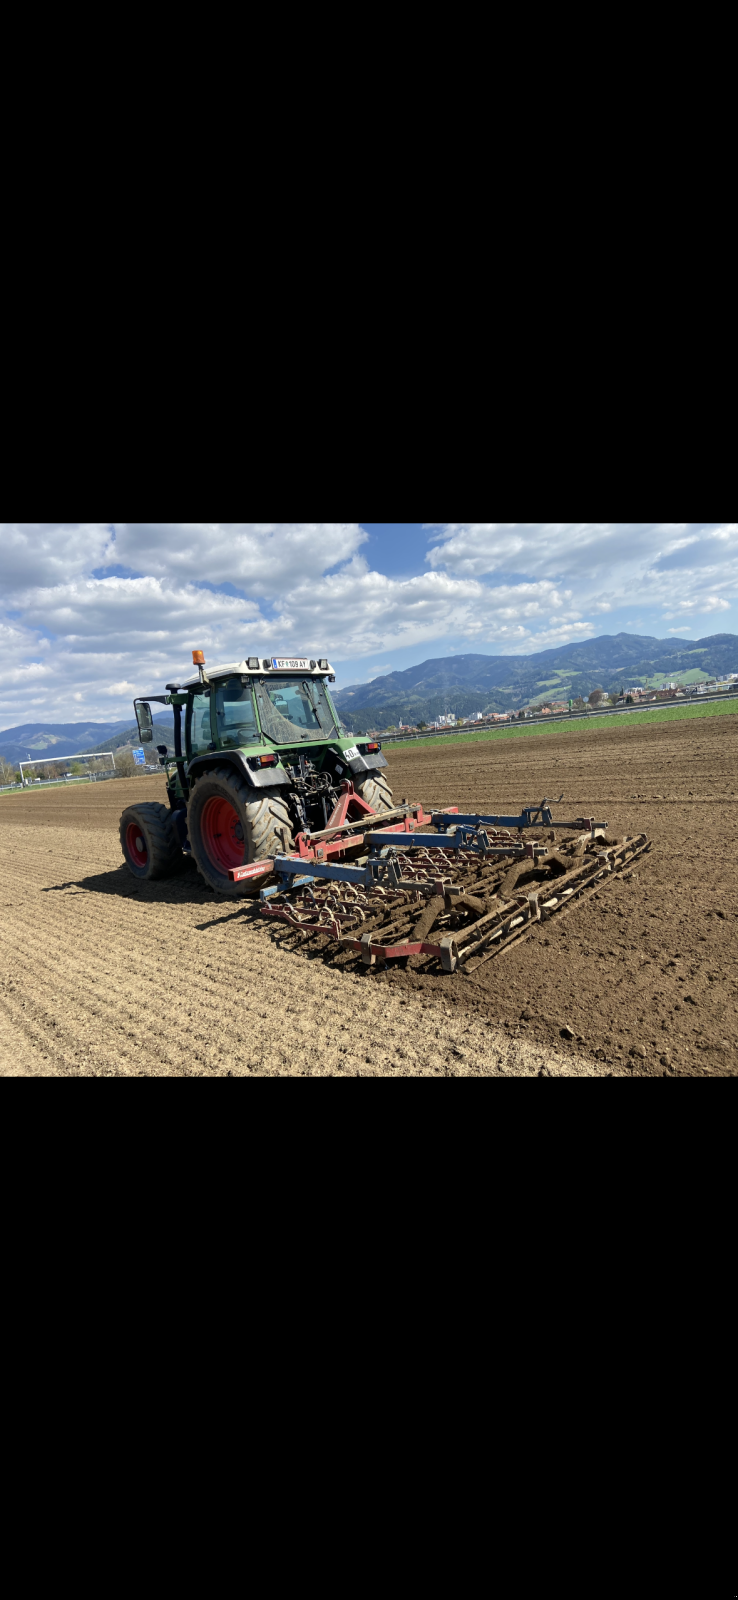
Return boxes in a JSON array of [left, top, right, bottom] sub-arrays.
[[120, 803, 183, 880], [354, 771, 394, 813], [188, 766, 295, 896]]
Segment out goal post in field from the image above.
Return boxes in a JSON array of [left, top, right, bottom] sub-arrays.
[[18, 751, 117, 785]]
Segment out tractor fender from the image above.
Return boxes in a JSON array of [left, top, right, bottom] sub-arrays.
[[346, 751, 388, 775], [186, 752, 290, 788]]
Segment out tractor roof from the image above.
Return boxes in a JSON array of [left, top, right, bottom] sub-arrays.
[[180, 657, 334, 688]]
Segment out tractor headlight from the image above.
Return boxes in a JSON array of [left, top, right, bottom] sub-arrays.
[[318, 658, 328, 670], [247, 657, 259, 669]]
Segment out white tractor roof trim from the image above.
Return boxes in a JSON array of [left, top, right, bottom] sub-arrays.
[[180, 658, 334, 688]]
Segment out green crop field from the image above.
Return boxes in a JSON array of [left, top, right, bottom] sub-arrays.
[[388, 695, 738, 753]]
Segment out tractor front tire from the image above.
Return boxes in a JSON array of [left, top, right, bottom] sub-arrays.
[[120, 803, 183, 880], [354, 771, 394, 813], [188, 766, 295, 895]]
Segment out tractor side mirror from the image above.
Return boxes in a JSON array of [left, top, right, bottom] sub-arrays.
[[135, 700, 154, 743]]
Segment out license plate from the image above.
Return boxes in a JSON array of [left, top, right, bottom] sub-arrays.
[[272, 657, 310, 670]]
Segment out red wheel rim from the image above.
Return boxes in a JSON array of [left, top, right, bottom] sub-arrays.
[[201, 796, 245, 872], [126, 822, 148, 867]]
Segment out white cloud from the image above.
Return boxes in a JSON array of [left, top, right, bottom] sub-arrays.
[[0, 561, 599, 723], [3, 662, 53, 686], [102, 680, 139, 697], [1, 522, 736, 726], [0, 523, 113, 592], [1, 617, 44, 646], [425, 522, 678, 581], [427, 522, 738, 619], [108, 522, 367, 596], [662, 595, 730, 618]]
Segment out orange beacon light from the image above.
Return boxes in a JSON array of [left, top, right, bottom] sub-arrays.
[[192, 650, 205, 665]]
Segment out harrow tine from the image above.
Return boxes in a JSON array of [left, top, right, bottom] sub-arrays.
[[258, 805, 650, 974]]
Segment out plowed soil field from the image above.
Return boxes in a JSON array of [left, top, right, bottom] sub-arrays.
[[1, 709, 736, 1077], [382, 711, 738, 1075]]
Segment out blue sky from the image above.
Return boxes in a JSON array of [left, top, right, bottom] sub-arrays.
[[0, 522, 736, 726]]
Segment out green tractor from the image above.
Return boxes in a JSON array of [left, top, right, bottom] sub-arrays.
[[119, 653, 392, 895]]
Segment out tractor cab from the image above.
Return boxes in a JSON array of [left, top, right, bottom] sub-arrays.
[[180, 660, 348, 764]]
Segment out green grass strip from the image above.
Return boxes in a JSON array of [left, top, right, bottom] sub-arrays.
[[0, 777, 117, 800], [385, 695, 738, 752]]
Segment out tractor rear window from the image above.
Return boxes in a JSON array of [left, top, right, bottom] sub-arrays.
[[188, 690, 212, 756], [254, 678, 337, 742], [215, 678, 259, 748]]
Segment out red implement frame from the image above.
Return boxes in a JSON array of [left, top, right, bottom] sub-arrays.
[[228, 785, 451, 881]]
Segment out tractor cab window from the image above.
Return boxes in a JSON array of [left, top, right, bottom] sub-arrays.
[[254, 677, 338, 743], [188, 690, 212, 757], [214, 678, 258, 749]]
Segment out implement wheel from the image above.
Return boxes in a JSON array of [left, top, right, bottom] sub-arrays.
[[188, 766, 295, 896], [354, 772, 394, 812], [120, 803, 183, 880]]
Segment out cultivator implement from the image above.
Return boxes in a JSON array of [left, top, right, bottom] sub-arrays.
[[227, 798, 650, 976]]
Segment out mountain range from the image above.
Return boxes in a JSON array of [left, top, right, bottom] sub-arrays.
[[0, 713, 174, 765], [332, 633, 738, 729], [0, 718, 135, 765], [2, 634, 736, 757], [86, 713, 175, 755]]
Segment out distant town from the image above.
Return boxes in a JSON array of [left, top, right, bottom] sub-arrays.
[[357, 673, 738, 737]]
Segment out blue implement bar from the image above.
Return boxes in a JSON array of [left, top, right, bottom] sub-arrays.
[[261, 874, 316, 901], [369, 828, 495, 852], [272, 854, 403, 888], [432, 808, 552, 830]]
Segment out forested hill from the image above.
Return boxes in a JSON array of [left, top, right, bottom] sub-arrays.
[[86, 713, 175, 755], [333, 633, 738, 729], [0, 713, 175, 763], [0, 718, 132, 764]]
